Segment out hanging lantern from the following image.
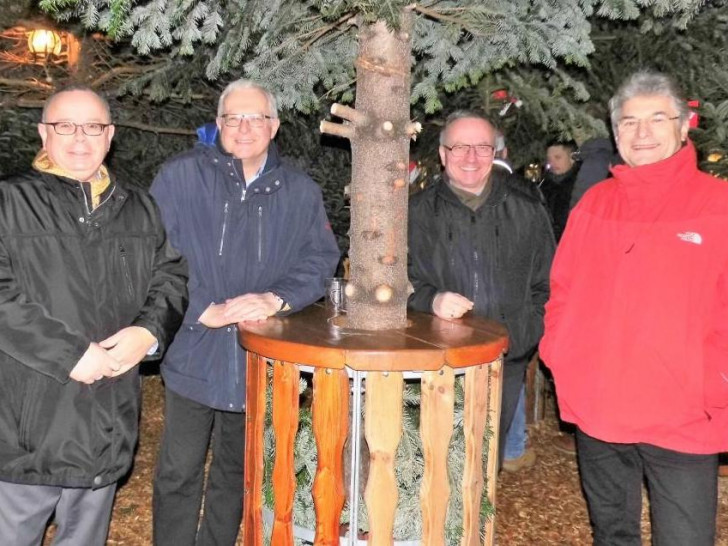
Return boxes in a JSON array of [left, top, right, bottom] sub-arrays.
[[27, 29, 62, 59]]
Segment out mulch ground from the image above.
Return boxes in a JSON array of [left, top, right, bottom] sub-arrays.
[[97, 374, 728, 545]]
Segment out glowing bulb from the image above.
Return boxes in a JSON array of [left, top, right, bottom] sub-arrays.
[[27, 29, 62, 57]]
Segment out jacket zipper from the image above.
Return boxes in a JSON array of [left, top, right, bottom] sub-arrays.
[[218, 201, 229, 256], [119, 245, 134, 298], [472, 214, 479, 303], [257, 205, 263, 263]]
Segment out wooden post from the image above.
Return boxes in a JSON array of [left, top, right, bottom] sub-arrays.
[[242, 353, 267, 546], [420, 368, 455, 545], [461, 364, 490, 546], [484, 357, 504, 546], [312, 368, 349, 545], [364, 371, 404, 544], [271, 361, 300, 544]]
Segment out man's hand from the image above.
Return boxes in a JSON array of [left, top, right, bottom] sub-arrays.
[[432, 292, 474, 319], [99, 326, 157, 377], [69, 342, 122, 384], [198, 303, 230, 328], [224, 292, 280, 323]]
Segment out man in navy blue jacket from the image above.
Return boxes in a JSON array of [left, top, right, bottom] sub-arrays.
[[150, 79, 340, 545]]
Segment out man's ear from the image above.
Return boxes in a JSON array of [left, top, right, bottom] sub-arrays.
[[38, 123, 48, 148]]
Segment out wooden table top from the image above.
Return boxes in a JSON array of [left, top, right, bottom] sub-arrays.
[[237, 304, 509, 372]]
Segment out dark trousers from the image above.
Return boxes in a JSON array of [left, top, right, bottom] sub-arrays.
[[153, 388, 245, 546], [576, 428, 718, 546], [498, 358, 529, 467]]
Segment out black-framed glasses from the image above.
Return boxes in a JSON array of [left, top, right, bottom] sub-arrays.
[[220, 113, 274, 128], [442, 143, 495, 158], [617, 115, 680, 134], [42, 121, 111, 136]]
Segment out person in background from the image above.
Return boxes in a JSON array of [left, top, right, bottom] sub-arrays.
[[541, 70, 728, 546], [408, 110, 554, 467], [151, 79, 339, 546], [540, 140, 579, 242], [0, 86, 188, 545]]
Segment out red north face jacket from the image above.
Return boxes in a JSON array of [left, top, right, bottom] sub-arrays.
[[541, 142, 728, 454]]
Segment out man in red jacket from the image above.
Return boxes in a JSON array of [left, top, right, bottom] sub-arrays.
[[540, 71, 728, 546]]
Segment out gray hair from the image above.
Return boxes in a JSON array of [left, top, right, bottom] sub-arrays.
[[609, 71, 689, 133], [217, 79, 279, 118], [42, 85, 111, 122], [439, 110, 496, 145]]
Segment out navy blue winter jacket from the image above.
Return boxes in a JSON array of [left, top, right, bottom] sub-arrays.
[[150, 136, 339, 411]]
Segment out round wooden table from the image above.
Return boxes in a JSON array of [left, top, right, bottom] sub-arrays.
[[238, 304, 508, 546]]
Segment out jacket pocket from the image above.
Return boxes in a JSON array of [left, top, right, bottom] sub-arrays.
[[119, 244, 135, 301], [163, 323, 209, 382]]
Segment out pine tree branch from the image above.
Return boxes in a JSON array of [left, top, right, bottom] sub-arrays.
[[0, 77, 53, 90], [113, 120, 196, 135], [89, 62, 167, 88]]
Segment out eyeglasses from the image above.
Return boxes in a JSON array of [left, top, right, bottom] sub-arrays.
[[442, 144, 495, 158], [42, 122, 111, 136], [617, 114, 680, 134], [220, 113, 274, 128]]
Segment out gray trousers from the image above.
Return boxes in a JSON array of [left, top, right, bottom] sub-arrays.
[[0, 480, 116, 546]]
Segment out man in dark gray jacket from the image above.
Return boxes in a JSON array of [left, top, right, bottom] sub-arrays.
[[0, 86, 188, 545], [151, 79, 339, 545], [408, 111, 555, 466]]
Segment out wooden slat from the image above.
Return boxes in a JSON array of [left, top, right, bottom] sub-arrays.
[[312, 368, 349, 546], [242, 352, 267, 546], [364, 371, 403, 545], [271, 361, 300, 544], [420, 367, 455, 545], [483, 357, 504, 546], [460, 364, 490, 546]]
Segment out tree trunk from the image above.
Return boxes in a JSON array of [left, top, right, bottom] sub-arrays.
[[343, 12, 413, 330]]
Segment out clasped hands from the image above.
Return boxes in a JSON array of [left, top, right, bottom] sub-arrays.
[[198, 292, 281, 328], [69, 326, 157, 385]]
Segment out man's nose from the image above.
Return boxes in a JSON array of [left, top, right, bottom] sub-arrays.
[[636, 119, 651, 138]]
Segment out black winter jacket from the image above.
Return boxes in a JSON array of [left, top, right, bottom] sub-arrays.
[[0, 171, 188, 488], [540, 163, 580, 242], [408, 171, 555, 364], [151, 141, 339, 412]]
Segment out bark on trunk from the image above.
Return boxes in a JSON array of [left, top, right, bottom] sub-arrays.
[[322, 12, 415, 330]]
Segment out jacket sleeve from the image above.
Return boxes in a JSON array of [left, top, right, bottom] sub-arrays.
[[131, 196, 189, 357], [407, 196, 438, 314], [704, 254, 728, 410], [531, 204, 556, 323], [539, 206, 579, 368], [150, 165, 212, 324], [266, 186, 340, 312], [0, 235, 90, 383]]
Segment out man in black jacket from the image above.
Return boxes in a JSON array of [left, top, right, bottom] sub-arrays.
[[0, 86, 188, 545], [408, 111, 555, 465], [151, 79, 339, 545]]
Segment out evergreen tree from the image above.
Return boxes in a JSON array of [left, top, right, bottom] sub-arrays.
[[38, 0, 707, 329]]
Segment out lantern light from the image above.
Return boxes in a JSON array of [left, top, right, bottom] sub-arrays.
[[27, 29, 62, 58]]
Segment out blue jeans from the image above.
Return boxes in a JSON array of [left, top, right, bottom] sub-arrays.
[[504, 385, 527, 460]]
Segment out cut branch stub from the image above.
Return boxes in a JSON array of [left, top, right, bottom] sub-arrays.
[[320, 120, 355, 140], [331, 103, 368, 125]]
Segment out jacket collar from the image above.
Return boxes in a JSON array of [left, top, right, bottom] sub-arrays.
[[437, 167, 510, 209], [611, 140, 698, 191]]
